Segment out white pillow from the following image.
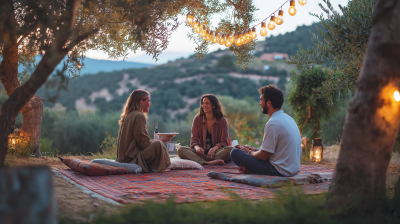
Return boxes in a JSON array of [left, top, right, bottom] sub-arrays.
[[91, 159, 142, 173], [167, 158, 204, 170]]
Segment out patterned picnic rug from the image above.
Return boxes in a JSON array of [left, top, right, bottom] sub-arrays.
[[56, 163, 334, 204]]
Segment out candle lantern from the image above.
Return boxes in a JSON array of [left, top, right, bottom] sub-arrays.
[[8, 129, 21, 147], [8, 133, 15, 146], [310, 138, 324, 162]]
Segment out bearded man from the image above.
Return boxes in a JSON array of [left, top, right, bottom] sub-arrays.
[[230, 84, 302, 176]]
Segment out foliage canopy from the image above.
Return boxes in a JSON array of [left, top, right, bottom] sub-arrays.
[[0, 0, 259, 80], [287, 0, 376, 103], [288, 67, 335, 143]]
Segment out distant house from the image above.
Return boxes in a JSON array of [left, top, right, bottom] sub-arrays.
[[259, 53, 290, 62]]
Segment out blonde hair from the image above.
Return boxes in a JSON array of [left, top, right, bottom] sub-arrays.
[[119, 89, 149, 125]]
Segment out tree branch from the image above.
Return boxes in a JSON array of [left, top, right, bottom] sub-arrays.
[[66, 28, 99, 52], [300, 104, 311, 128], [17, 35, 25, 45], [226, 0, 247, 28]]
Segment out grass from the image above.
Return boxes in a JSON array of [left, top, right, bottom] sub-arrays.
[[58, 185, 400, 224]]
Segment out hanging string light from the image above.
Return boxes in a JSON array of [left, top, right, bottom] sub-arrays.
[[245, 30, 251, 43], [195, 22, 201, 33], [275, 10, 284, 25], [224, 35, 232, 47], [186, 14, 193, 25], [260, 22, 268, 37], [299, 0, 307, 6], [268, 16, 276, 30], [186, 0, 306, 47], [288, 0, 297, 16], [219, 34, 226, 45], [201, 25, 207, 37], [251, 28, 257, 39], [212, 32, 219, 44]]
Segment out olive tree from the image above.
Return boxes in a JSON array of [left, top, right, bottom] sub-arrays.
[[0, 0, 258, 167]]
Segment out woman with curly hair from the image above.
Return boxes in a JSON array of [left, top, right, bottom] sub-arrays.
[[116, 89, 173, 173], [177, 94, 233, 165]]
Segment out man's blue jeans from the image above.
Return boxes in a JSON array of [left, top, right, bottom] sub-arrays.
[[230, 148, 283, 176]]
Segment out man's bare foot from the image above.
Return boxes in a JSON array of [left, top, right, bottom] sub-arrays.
[[204, 159, 225, 165], [238, 166, 253, 174]]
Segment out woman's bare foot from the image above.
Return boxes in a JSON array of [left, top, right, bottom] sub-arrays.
[[238, 166, 253, 174], [204, 159, 225, 165]]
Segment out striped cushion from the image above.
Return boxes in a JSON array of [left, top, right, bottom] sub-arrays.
[[59, 157, 130, 176]]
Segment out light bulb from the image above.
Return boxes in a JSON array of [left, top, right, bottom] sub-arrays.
[[394, 91, 400, 101], [186, 14, 193, 25], [268, 16, 276, 30], [245, 30, 251, 43], [205, 29, 212, 41], [260, 22, 268, 37], [289, 0, 297, 16], [224, 37, 232, 47], [201, 26, 207, 37], [235, 33, 242, 46], [193, 20, 199, 31], [275, 10, 284, 25], [212, 32, 219, 44], [242, 32, 250, 44], [229, 33, 235, 43], [251, 27, 257, 39], [299, 0, 306, 6], [208, 30, 213, 41], [195, 22, 202, 33], [219, 34, 226, 45]]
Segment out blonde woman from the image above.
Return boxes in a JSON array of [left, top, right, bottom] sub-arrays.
[[116, 89, 173, 173]]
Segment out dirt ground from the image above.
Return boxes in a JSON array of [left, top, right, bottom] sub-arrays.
[[7, 156, 121, 222], [6, 154, 400, 222]]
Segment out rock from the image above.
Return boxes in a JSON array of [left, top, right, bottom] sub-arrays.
[[0, 166, 57, 224], [93, 202, 99, 207]]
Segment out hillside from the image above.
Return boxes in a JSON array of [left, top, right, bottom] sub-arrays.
[[255, 22, 323, 57], [36, 54, 290, 120], [17, 56, 154, 75], [34, 22, 321, 120]]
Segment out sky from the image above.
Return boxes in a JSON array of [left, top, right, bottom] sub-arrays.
[[86, 0, 349, 64]]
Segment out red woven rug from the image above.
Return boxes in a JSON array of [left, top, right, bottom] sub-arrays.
[[56, 163, 334, 204]]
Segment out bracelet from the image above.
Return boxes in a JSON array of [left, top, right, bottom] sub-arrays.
[[247, 150, 251, 155]]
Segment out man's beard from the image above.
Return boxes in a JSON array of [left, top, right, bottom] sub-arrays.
[[262, 104, 269, 114]]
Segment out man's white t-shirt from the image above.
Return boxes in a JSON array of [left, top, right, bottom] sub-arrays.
[[260, 110, 302, 177]]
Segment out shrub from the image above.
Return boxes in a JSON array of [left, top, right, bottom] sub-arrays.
[[41, 108, 120, 155], [8, 136, 33, 157], [98, 132, 117, 159]]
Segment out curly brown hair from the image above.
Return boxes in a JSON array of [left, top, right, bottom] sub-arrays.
[[197, 94, 226, 119], [259, 84, 284, 109]]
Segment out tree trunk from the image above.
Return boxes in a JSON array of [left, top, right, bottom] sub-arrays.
[[0, 166, 57, 223], [327, 0, 400, 211], [0, 0, 95, 168], [0, 53, 66, 168], [0, 29, 43, 156]]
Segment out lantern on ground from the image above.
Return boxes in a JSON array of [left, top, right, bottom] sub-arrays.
[[310, 138, 324, 162], [8, 133, 15, 146], [8, 129, 21, 148]]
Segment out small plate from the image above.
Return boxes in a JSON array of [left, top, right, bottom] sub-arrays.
[[157, 133, 179, 137]]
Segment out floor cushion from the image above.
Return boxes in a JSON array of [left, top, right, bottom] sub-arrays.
[[167, 158, 204, 170], [91, 159, 142, 173], [58, 157, 131, 176]]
